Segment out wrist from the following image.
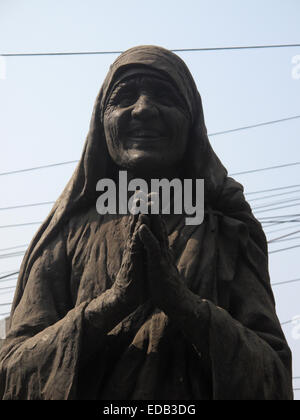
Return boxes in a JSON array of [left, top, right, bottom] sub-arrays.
[[84, 287, 129, 332]]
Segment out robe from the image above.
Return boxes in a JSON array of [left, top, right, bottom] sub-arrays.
[[0, 190, 293, 399]]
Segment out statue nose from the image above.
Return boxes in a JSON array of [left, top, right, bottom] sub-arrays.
[[131, 94, 158, 120]]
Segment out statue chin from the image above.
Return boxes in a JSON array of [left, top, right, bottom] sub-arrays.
[[116, 151, 169, 178]]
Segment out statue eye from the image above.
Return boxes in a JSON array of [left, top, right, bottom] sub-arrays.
[[113, 87, 138, 107], [154, 88, 179, 107], [117, 93, 136, 106]]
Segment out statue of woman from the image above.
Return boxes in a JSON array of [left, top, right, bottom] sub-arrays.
[[0, 46, 293, 400]]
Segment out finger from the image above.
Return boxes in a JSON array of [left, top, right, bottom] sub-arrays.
[[145, 191, 160, 216], [130, 197, 147, 215], [150, 215, 169, 252], [138, 224, 161, 263], [129, 213, 139, 238], [131, 227, 143, 255], [130, 214, 150, 252], [138, 213, 151, 228]]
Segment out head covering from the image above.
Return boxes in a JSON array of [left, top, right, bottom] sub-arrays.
[[10, 45, 261, 317]]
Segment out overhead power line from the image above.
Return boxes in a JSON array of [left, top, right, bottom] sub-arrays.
[[0, 277, 19, 284], [209, 115, 300, 137], [246, 184, 300, 196], [269, 245, 300, 254], [268, 230, 300, 244], [0, 201, 54, 212], [0, 160, 78, 177], [272, 278, 300, 287], [265, 222, 300, 234], [0, 244, 29, 253], [274, 236, 300, 243], [261, 219, 300, 226], [1, 43, 300, 57], [0, 221, 42, 230], [252, 197, 300, 210], [0, 269, 19, 276], [255, 202, 300, 214], [0, 285, 16, 292], [281, 320, 294, 326], [0, 251, 25, 260], [0, 271, 19, 281], [259, 214, 300, 220], [248, 189, 300, 203], [231, 162, 300, 177]]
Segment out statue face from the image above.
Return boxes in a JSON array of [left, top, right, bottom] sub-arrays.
[[103, 73, 190, 177]]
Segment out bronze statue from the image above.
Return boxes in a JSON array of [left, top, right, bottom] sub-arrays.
[[0, 46, 293, 400]]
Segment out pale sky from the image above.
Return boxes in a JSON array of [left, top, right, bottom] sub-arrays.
[[0, 0, 299, 397]]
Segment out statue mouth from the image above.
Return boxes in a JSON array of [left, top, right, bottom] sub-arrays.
[[126, 126, 167, 142], [127, 129, 165, 139]]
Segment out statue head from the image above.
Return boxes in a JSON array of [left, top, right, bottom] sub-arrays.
[[103, 67, 191, 178], [99, 45, 213, 182]]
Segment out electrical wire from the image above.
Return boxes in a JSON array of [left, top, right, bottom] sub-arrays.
[[259, 214, 300, 219], [0, 286, 16, 292], [0, 278, 19, 284], [272, 278, 300, 287], [0, 272, 19, 281], [269, 245, 300, 254], [0, 251, 25, 259], [268, 230, 300, 244], [0, 201, 54, 212], [209, 116, 300, 137], [261, 220, 300, 227], [0, 221, 42, 229], [252, 197, 300, 210], [0, 244, 29, 253], [281, 319, 296, 326], [0, 160, 78, 177], [246, 184, 300, 196], [248, 190, 300, 204], [0, 276, 18, 283], [248, 189, 300, 203], [2, 43, 300, 57], [273, 236, 300, 243], [231, 162, 300, 177], [255, 203, 300, 214], [0, 291, 14, 297], [265, 221, 300, 233], [0, 269, 19, 276]]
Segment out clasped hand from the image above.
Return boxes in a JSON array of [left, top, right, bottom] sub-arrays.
[[113, 192, 187, 314]]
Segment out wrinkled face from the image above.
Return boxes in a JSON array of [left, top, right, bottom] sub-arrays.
[[103, 71, 190, 177]]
